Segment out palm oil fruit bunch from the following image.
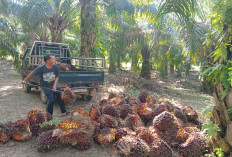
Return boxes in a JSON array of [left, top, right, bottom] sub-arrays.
[[0, 124, 11, 144], [145, 94, 156, 107], [135, 127, 157, 146], [96, 127, 117, 147], [109, 97, 124, 106], [56, 114, 94, 150], [98, 114, 118, 128], [137, 103, 155, 124], [70, 108, 88, 117], [152, 111, 189, 147], [89, 104, 102, 121], [37, 129, 61, 152], [118, 104, 133, 119], [149, 138, 172, 157], [61, 87, 76, 104], [9, 119, 32, 141], [181, 106, 198, 121], [27, 109, 53, 136], [102, 105, 119, 118], [173, 108, 188, 123], [116, 135, 150, 157], [123, 114, 143, 131], [138, 91, 148, 103], [153, 111, 175, 131], [179, 135, 202, 157]]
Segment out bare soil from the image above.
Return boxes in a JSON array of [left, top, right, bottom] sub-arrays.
[[0, 60, 213, 157]]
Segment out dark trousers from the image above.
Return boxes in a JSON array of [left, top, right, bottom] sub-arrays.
[[44, 87, 66, 115]]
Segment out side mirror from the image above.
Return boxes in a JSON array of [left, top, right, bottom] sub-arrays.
[[20, 54, 23, 60]]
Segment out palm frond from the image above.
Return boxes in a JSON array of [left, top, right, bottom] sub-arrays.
[[60, 0, 80, 19], [18, 0, 52, 28], [181, 22, 209, 55], [104, 0, 134, 16], [158, 0, 197, 24], [0, 0, 9, 15]]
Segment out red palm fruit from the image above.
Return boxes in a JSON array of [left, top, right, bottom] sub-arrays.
[[27, 109, 53, 136], [137, 103, 155, 124], [138, 91, 148, 103], [158, 99, 175, 112], [37, 130, 60, 152], [181, 106, 198, 121], [123, 114, 143, 131], [0, 124, 11, 144], [108, 92, 119, 100], [116, 135, 150, 157], [131, 103, 140, 113], [96, 127, 117, 147], [109, 97, 124, 106], [99, 99, 108, 106], [153, 111, 175, 131], [128, 98, 140, 106], [174, 108, 188, 123], [150, 138, 172, 157], [153, 104, 168, 116], [61, 87, 76, 104], [121, 93, 131, 104], [146, 94, 156, 107], [119, 104, 133, 119], [179, 135, 202, 157], [115, 128, 128, 141], [98, 114, 118, 128], [71, 108, 88, 117], [10, 119, 32, 141], [136, 127, 157, 146], [91, 120, 101, 135], [102, 105, 119, 117], [58, 63, 71, 71], [89, 104, 102, 121]]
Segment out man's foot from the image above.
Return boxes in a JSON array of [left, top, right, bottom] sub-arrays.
[[61, 110, 70, 117]]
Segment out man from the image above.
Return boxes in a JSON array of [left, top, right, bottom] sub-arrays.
[[22, 55, 69, 116]]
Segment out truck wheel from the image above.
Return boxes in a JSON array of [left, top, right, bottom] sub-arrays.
[[23, 83, 31, 93], [40, 90, 47, 104], [86, 95, 93, 101]]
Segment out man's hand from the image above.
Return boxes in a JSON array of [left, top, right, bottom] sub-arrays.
[[52, 86, 56, 92], [21, 80, 25, 85]]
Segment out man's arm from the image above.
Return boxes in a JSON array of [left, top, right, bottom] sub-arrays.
[[52, 77, 59, 92], [21, 72, 34, 85]]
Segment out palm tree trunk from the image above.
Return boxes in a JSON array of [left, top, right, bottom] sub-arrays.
[[79, 0, 97, 58], [211, 82, 232, 154], [108, 49, 116, 74], [170, 63, 174, 74], [140, 46, 151, 80]]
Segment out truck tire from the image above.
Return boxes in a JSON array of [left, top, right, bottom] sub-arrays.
[[23, 83, 31, 93], [40, 89, 48, 104], [81, 95, 93, 101], [86, 95, 93, 101]]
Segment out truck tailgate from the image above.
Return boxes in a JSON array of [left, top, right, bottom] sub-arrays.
[[58, 70, 104, 87]]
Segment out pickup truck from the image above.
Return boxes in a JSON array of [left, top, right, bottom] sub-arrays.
[[20, 41, 104, 103]]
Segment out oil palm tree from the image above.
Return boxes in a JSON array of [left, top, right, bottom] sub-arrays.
[[16, 0, 80, 43], [0, 0, 19, 68]]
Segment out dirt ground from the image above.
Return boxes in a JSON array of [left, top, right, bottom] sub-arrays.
[[0, 59, 214, 157]]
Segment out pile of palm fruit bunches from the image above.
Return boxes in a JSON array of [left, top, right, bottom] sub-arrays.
[[0, 91, 210, 157]]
